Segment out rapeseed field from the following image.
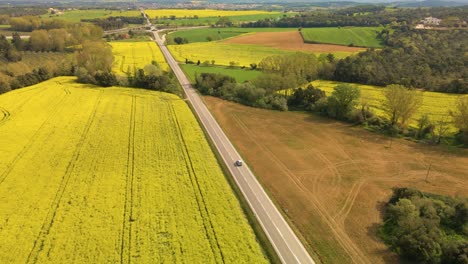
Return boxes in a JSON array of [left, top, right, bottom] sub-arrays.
[[0, 77, 268, 263], [129, 9, 278, 18], [169, 42, 352, 67], [110, 41, 169, 75], [308, 80, 466, 130]]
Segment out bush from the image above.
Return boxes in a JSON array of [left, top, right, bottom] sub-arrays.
[[379, 188, 468, 264]]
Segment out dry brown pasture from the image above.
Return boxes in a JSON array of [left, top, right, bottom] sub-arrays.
[[223, 31, 366, 53], [204, 96, 468, 264]]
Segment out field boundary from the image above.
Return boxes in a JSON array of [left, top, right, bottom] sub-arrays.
[[184, 99, 281, 264], [299, 30, 382, 49]]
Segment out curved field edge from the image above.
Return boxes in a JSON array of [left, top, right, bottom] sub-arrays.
[[300, 27, 384, 48], [0, 76, 268, 263]]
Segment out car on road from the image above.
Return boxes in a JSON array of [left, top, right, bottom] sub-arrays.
[[235, 160, 243, 166]]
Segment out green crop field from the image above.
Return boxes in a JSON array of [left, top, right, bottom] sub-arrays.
[[42, 9, 128, 22], [154, 13, 289, 27], [169, 42, 353, 67], [110, 41, 169, 75], [302, 80, 466, 131], [301, 27, 384, 48], [0, 76, 268, 263], [169, 27, 295, 43], [181, 64, 263, 83]]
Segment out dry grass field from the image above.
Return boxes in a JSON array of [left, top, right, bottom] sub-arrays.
[[223, 31, 365, 53], [204, 96, 468, 264]]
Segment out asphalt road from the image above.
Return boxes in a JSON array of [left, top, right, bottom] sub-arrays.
[[152, 30, 315, 264]]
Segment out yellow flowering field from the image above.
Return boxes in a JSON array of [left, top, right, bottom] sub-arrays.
[[303, 80, 466, 130], [169, 42, 353, 67], [124, 9, 278, 18], [110, 41, 169, 75], [0, 77, 268, 263]]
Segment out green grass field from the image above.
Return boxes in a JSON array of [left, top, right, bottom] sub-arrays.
[[181, 64, 263, 83], [169, 42, 353, 67], [301, 27, 384, 48], [41, 9, 128, 22], [0, 76, 268, 263], [305, 80, 466, 131], [154, 13, 289, 26], [169, 27, 295, 43]]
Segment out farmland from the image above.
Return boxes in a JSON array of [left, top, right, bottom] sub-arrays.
[[168, 42, 353, 67], [110, 41, 169, 75], [141, 9, 279, 19], [306, 80, 466, 130], [224, 31, 366, 53], [205, 96, 468, 264], [181, 64, 262, 83], [41, 9, 281, 23], [301, 27, 384, 48], [154, 13, 288, 27], [0, 77, 268, 263], [168, 27, 295, 43], [42, 9, 128, 22]]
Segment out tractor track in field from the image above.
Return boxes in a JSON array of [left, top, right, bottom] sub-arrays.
[[230, 113, 370, 264], [120, 96, 137, 264], [170, 103, 226, 264], [26, 91, 103, 264], [0, 90, 69, 186], [0, 86, 49, 128], [0, 107, 10, 126]]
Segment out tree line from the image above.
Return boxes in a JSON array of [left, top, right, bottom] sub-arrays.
[[335, 28, 467, 94], [194, 52, 468, 146], [82, 16, 146, 31], [379, 187, 467, 264], [242, 6, 468, 28]]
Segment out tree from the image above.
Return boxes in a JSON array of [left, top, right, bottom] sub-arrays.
[[173, 37, 187, 45], [430, 117, 451, 145], [29, 30, 50, 51], [416, 114, 432, 139], [383, 84, 423, 130], [216, 17, 232, 27], [327, 84, 361, 120], [450, 96, 468, 146], [11, 32, 25, 51], [76, 41, 114, 76], [48, 28, 68, 51], [288, 85, 326, 110]]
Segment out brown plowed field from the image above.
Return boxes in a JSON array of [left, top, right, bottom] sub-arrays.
[[204, 96, 468, 264], [223, 31, 366, 53]]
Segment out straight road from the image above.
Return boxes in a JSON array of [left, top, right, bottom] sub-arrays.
[[151, 30, 315, 264]]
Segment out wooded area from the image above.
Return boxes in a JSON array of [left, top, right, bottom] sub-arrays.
[[380, 188, 467, 264]]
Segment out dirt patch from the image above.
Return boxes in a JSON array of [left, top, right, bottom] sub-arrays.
[[204, 96, 468, 264], [223, 31, 365, 53]]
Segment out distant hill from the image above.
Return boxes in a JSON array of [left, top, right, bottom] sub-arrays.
[[394, 0, 467, 7]]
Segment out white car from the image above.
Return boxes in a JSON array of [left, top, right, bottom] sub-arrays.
[[235, 160, 243, 167]]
